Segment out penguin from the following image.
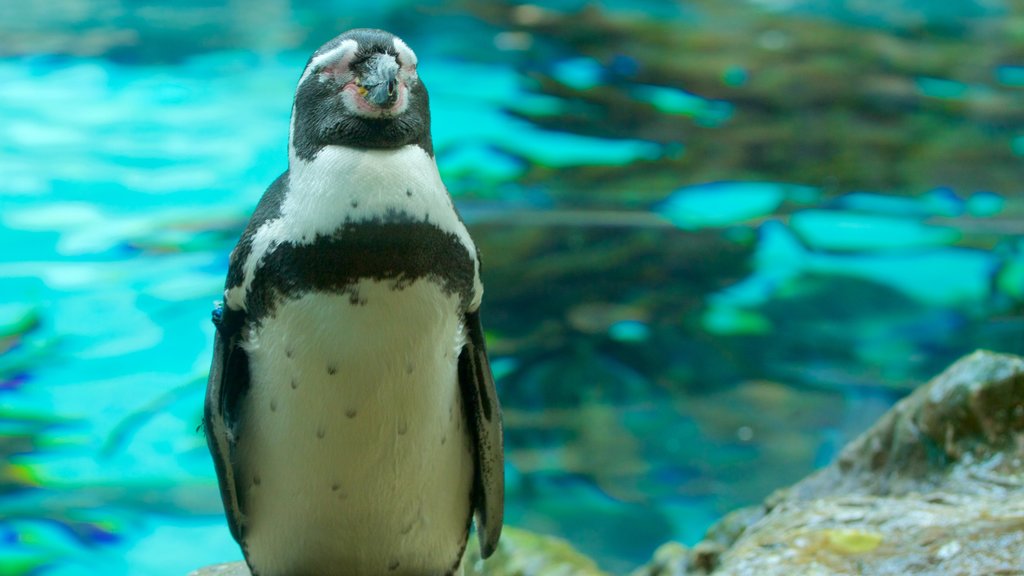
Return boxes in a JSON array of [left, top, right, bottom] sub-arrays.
[[204, 28, 504, 576]]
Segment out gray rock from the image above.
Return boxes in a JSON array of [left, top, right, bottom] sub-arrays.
[[633, 350, 1024, 576], [715, 493, 1024, 575], [187, 562, 249, 576], [778, 349, 1024, 502]]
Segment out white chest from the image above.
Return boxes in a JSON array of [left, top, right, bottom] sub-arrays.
[[237, 279, 475, 575]]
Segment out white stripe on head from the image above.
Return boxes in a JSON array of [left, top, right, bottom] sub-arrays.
[[298, 39, 358, 86], [290, 38, 358, 161], [393, 37, 418, 79]]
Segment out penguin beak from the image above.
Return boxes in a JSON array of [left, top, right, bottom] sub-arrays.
[[359, 54, 400, 108]]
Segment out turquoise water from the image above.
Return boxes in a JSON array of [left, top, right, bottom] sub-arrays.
[[2, 1, 1023, 574]]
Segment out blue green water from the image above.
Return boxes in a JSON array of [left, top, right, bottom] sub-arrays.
[[2, 1, 1023, 574]]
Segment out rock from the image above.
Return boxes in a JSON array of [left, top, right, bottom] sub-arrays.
[[187, 562, 249, 576], [463, 526, 610, 576], [189, 526, 607, 576], [716, 494, 1024, 575], [628, 542, 690, 576], [635, 350, 1024, 576], [777, 349, 1024, 501]]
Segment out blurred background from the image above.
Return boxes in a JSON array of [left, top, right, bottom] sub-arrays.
[[2, 0, 1023, 574]]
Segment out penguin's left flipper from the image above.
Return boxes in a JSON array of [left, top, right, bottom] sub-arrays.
[[457, 309, 504, 558], [204, 302, 251, 545]]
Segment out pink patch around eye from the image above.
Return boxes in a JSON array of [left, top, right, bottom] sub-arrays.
[[303, 39, 358, 84], [319, 64, 347, 79]]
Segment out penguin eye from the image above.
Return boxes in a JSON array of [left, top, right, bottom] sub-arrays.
[[319, 63, 350, 78], [349, 53, 371, 69]]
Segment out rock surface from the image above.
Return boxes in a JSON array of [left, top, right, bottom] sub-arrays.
[[632, 349, 1024, 575], [462, 526, 610, 576], [188, 562, 249, 576]]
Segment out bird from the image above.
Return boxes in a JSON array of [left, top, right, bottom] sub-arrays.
[[204, 28, 503, 576]]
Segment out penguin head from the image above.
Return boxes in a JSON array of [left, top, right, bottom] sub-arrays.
[[290, 29, 431, 161]]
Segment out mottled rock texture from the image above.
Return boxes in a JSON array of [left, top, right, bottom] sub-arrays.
[[633, 350, 1024, 576]]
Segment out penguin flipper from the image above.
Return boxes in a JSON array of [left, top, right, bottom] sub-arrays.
[[457, 310, 504, 558], [204, 304, 251, 544]]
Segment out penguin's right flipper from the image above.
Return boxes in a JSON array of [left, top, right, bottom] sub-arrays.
[[458, 309, 504, 558], [204, 302, 251, 544]]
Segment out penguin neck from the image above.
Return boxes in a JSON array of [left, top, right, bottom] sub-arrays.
[[287, 105, 435, 163], [285, 144, 445, 215], [288, 140, 435, 172], [278, 143, 470, 252]]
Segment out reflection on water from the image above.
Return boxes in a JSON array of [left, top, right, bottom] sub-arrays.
[[1, 1, 1022, 574]]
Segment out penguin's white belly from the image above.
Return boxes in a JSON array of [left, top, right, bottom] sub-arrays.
[[238, 279, 475, 576]]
